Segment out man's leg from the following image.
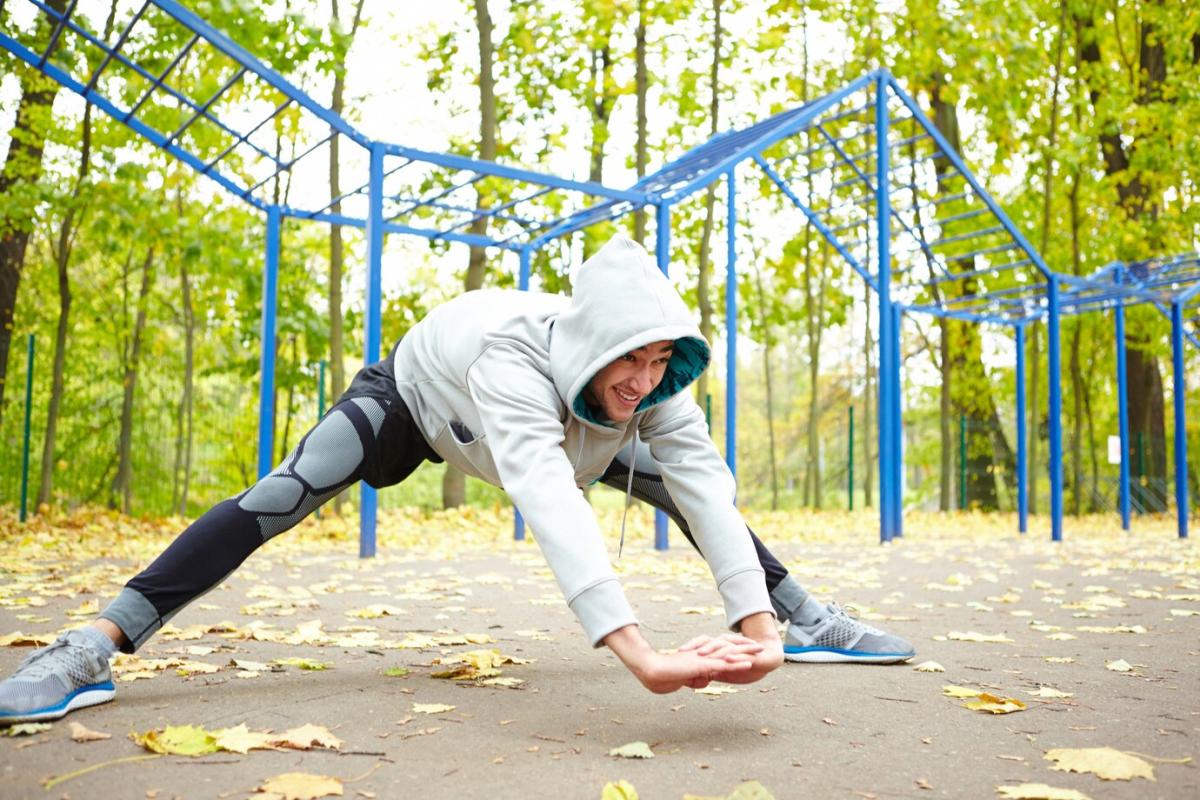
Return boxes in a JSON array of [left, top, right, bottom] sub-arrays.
[[0, 395, 394, 723], [599, 442, 914, 664]]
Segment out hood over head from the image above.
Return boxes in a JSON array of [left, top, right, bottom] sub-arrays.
[[549, 235, 710, 426]]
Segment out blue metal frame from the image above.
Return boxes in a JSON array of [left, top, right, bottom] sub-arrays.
[[654, 203, 672, 551], [1016, 323, 1027, 534], [12, 0, 1192, 548]]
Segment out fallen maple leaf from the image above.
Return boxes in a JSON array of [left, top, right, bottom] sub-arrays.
[[996, 783, 1093, 800], [3, 722, 52, 736], [1045, 747, 1155, 781], [1026, 687, 1073, 699], [0, 631, 54, 647], [693, 685, 739, 696], [913, 661, 945, 673], [273, 657, 329, 671], [963, 693, 1026, 714], [257, 771, 343, 800], [214, 723, 277, 754], [412, 703, 456, 715], [602, 780, 640, 799], [610, 741, 654, 759], [273, 723, 342, 751], [131, 725, 219, 756], [948, 631, 1014, 643], [69, 721, 111, 742], [1105, 659, 1134, 673]]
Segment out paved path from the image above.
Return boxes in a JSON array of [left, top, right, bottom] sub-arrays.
[[1, 508, 1196, 799]]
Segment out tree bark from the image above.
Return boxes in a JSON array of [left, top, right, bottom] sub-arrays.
[[0, 0, 69, 421], [37, 104, 97, 509], [694, 0, 721, 406], [632, 0, 649, 244], [445, 0, 499, 509], [113, 247, 156, 514], [327, 0, 364, 514], [751, 260, 778, 510]]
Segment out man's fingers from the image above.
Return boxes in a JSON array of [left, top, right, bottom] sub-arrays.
[[678, 635, 713, 652]]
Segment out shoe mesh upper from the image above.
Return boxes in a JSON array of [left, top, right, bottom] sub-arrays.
[[0, 631, 110, 716]]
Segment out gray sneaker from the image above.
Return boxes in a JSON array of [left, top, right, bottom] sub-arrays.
[[0, 629, 115, 723], [784, 602, 915, 664]]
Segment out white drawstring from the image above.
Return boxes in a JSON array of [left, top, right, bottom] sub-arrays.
[[618, 428, 638, 558]]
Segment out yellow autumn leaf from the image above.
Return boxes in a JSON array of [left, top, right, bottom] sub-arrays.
[[68, 721, 111, 742], [610, 741, 654, 759], [0, 631, 54, 647], [948, 631, 1014, 643], [601, 779, 639, 800], [1044, 657, 1074, 664], [1045, 747, 1155, 781], [913, 660, 945, 672], [942, 684, 982, 698], [346, 603, 407, 619], [694, 685, 740, 696], [1105, 659, 1134, 672], [1026, 687, 1073, 698], [725, 782, 776, 800], [412, 703, 456, 715], [996, 783, 1092, 800], [258, 772, 344, 800], [963, 693, 1027, 714], [131, 725, 219, 756], [273, 657, 329, 671], [213, 723, 277, 754], [65, 599, 99, 617], [4, 722, 52, 736], [272, 723, 342, 751]]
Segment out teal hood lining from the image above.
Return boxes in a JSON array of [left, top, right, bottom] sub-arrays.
[[573, 336, 710, 426]]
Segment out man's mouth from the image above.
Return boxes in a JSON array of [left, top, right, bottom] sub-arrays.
[[613, 387, 640, 405]]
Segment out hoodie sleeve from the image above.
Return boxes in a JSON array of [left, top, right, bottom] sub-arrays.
[[465, 343, 638, 646], [638, 393, 773, 631]]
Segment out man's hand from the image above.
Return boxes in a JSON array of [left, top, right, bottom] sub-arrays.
[[680, 612, 783, 685], [603, 624, 765, 694]]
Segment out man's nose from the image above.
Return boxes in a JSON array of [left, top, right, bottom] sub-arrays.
[[630, 366, 654, 393]]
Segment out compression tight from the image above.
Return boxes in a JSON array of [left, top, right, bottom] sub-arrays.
[[100, 397, 392, 651], [599, 441, 810, 621]]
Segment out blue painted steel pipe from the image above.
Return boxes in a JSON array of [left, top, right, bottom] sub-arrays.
[[1047, 281, 1064, 541], [1115, 305, 1131, 530], [1171, 301, 1189, 539], [360, 142, 385, 559], [257, 205, 280, 479], [726, 170, 738, 478], [875, 76, 894, 543], [1016, 323, 1027, 534], [654, 203, 671, 551], [892, 303, 903, 538], [514, 245, 532, 542]]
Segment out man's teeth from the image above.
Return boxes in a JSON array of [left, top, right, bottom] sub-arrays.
[[615, 389, 638, 402]]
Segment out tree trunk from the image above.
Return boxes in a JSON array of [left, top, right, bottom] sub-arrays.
[[804, 241, 830, 509], [632, 0, 649, 244], [1068, 166, 1084, 516], [0, 0, 69, 421], [445, 0, 499, 510], [173, 244, 195, 516], [327, 0, 364, 514], [38, 98, 97, 508], [694, 0, 722, 406], [114, 247, 156, 514], [863, 279, 874, 508], [279, 335, 298, 463], [1075, 4, 1168, 509], [752, 261, 778, 510]]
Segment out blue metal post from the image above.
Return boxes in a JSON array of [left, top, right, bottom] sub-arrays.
[[514, 244, 533, 542], [892, 303, 903, 538], [257, 205, 280, 479], [653, 203, 671, 551], [725, 170, 737, 477], [1171, 301, 1189, 539], [360, 142, 385, 558], [1115, 305, 1131, 531], [19, 334, 34, 522], [1016, 323, 1027, 534], [875, 76, 894, 543], [1047, 281, 1064, 541]]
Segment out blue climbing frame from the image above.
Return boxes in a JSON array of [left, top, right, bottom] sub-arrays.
[[4, 2, 1189, 549]]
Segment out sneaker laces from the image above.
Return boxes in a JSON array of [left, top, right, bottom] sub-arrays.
[[14, 637, 92, 681], [825, 602, 884, 636]]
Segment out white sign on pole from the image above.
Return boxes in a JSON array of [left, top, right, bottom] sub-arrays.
[[1107, 435, 1121, 465]]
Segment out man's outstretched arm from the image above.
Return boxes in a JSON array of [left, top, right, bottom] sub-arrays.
[[604, 612, 782, 694]]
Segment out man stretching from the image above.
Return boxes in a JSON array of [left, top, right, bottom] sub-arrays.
[[0, 235, 912, 723]]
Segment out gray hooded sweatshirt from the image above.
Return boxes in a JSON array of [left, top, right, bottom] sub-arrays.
[[392, 235, 772, 645]]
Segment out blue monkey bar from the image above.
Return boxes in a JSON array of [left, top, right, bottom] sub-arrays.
[[6, 1, 1188, 551]]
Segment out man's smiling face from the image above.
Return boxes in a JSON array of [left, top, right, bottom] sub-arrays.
[[583, 340, 674, 423]]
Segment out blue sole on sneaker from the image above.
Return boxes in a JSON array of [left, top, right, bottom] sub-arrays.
[[0, 681, 115, 724], [784, 646, 914, 664]]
